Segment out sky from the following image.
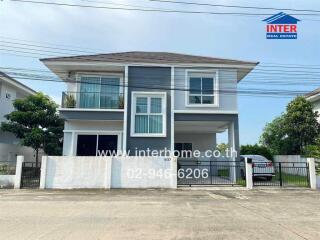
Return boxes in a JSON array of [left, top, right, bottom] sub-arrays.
[[1, 0, 320, 145]]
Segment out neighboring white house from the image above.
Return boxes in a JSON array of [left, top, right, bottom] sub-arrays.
[[0, 71, 37, 162], [41, 52, 258, 159], [306, 88, 320, 122]]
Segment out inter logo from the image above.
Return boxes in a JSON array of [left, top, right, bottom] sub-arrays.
[[263, 12, 300, 39]]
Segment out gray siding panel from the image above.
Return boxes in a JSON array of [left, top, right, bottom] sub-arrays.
[[127, 67, 171, 154], [60, 110, 124, 120]]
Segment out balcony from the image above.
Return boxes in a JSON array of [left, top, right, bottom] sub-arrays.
[[61, 91, 124, 110]]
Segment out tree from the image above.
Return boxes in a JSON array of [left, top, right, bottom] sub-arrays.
[[282, 96, 320, 154], [260, 116, 292, 155], [216, 143, 229, 154], [240, 144, 273, 161], [260, 96, 320, 155], [1, 92, 64, 165]]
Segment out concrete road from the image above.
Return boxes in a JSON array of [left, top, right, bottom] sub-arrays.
[[0, 188, 319, 240]]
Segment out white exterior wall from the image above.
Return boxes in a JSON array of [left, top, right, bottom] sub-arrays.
[[174, 68, 237, 112], [63, 120, 124, 156], [0, 83, 17, 123], [0, 175, 15, 188], [311, 99, 320, 122], [175, 133, 216, 152], [175, 133, 216, 161], [42, 156, 177, 189]]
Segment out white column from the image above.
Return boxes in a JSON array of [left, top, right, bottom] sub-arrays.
[[40, 156, 48, 189], [14, 155, 24, 189], [228, 122, 236, 182], [307, 158, 317, 189], [122, 65, 128, 152], [170, 66, 175, 155], [245, 157, 253, 189]]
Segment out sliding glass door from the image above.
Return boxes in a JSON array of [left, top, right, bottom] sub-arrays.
[[80, 76, 100, 108], [79, 75, 120, 109], [100, 77, 120, 109]]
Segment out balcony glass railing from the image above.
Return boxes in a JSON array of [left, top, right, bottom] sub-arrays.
[[61, 91, 124, 109]]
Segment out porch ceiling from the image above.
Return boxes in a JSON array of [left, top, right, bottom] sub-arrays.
[[175, 121, 228, 133]]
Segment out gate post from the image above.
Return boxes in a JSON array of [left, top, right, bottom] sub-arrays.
[[307, 158, 317, 189], [40, 156, 48, 189], [279, 162, 283, 187], [14, 156, 24, 189], [245, 157, 253, 189]]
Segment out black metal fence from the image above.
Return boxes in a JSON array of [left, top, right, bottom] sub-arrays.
[[177, 160, 246, 186], [0, 161, 16, 175], [253, 162, 309, 187], [20, 162, 41, 189]]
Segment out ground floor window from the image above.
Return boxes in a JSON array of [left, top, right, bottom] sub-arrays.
[[76, 134, 118, 156]]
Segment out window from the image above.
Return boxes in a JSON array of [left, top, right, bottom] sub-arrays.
[[186, 71, 218, 106], [5, 92, 11, 100], [131, 92, 166, 137], [79, 75, 122, 109], [76, 134, 118, 156]]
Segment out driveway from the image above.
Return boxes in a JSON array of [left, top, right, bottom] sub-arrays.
[[0, 188, 319, 240]]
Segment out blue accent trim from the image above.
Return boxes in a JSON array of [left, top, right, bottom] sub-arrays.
[[266, 33, 297, 39]]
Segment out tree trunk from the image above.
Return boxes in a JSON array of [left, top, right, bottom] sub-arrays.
[[35, 149, 39, 167]]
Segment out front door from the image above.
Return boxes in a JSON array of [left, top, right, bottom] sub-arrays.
[[76, 134, 118, 156]]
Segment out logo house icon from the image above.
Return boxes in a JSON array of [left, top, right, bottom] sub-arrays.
[[263, 12, 300, 39]]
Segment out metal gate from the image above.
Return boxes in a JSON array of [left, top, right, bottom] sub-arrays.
[[253, 162, 310, 187], [20, 162, 41, 189], [177, 160, 246, 186]]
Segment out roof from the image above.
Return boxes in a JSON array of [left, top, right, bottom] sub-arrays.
[[305, 88, 320, 100], [40, 51, 258, 66], [263, 12, 300, 24], [0, 71, 36, 95]]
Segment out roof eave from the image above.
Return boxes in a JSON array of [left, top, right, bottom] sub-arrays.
[[0, 73, 37, 95]]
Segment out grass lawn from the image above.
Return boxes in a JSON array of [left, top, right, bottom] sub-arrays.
[[217, 169, 229, 177], [271, 172, 309, 187]]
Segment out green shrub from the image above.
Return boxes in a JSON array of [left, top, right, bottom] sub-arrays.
[[240, 144, 273, 161], [64, 94, 76, 108]]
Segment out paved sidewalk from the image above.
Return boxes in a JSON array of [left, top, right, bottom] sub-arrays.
[[0, 189, 319, 240]]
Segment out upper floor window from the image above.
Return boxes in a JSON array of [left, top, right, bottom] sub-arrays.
[[79, 74, 122, 109], [186, 71, 218, 107], [131, 92, 166, 137]]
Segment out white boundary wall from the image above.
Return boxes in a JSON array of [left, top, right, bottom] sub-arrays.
[[41, 156, 112, 189], [0, 175, 15, 188], [41, 156, 177, 189]]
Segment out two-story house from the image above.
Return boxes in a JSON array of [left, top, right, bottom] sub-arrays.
[[306, 88, 320, 122], [0, 71, 37, 162], [41, 52, 257, 159]]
